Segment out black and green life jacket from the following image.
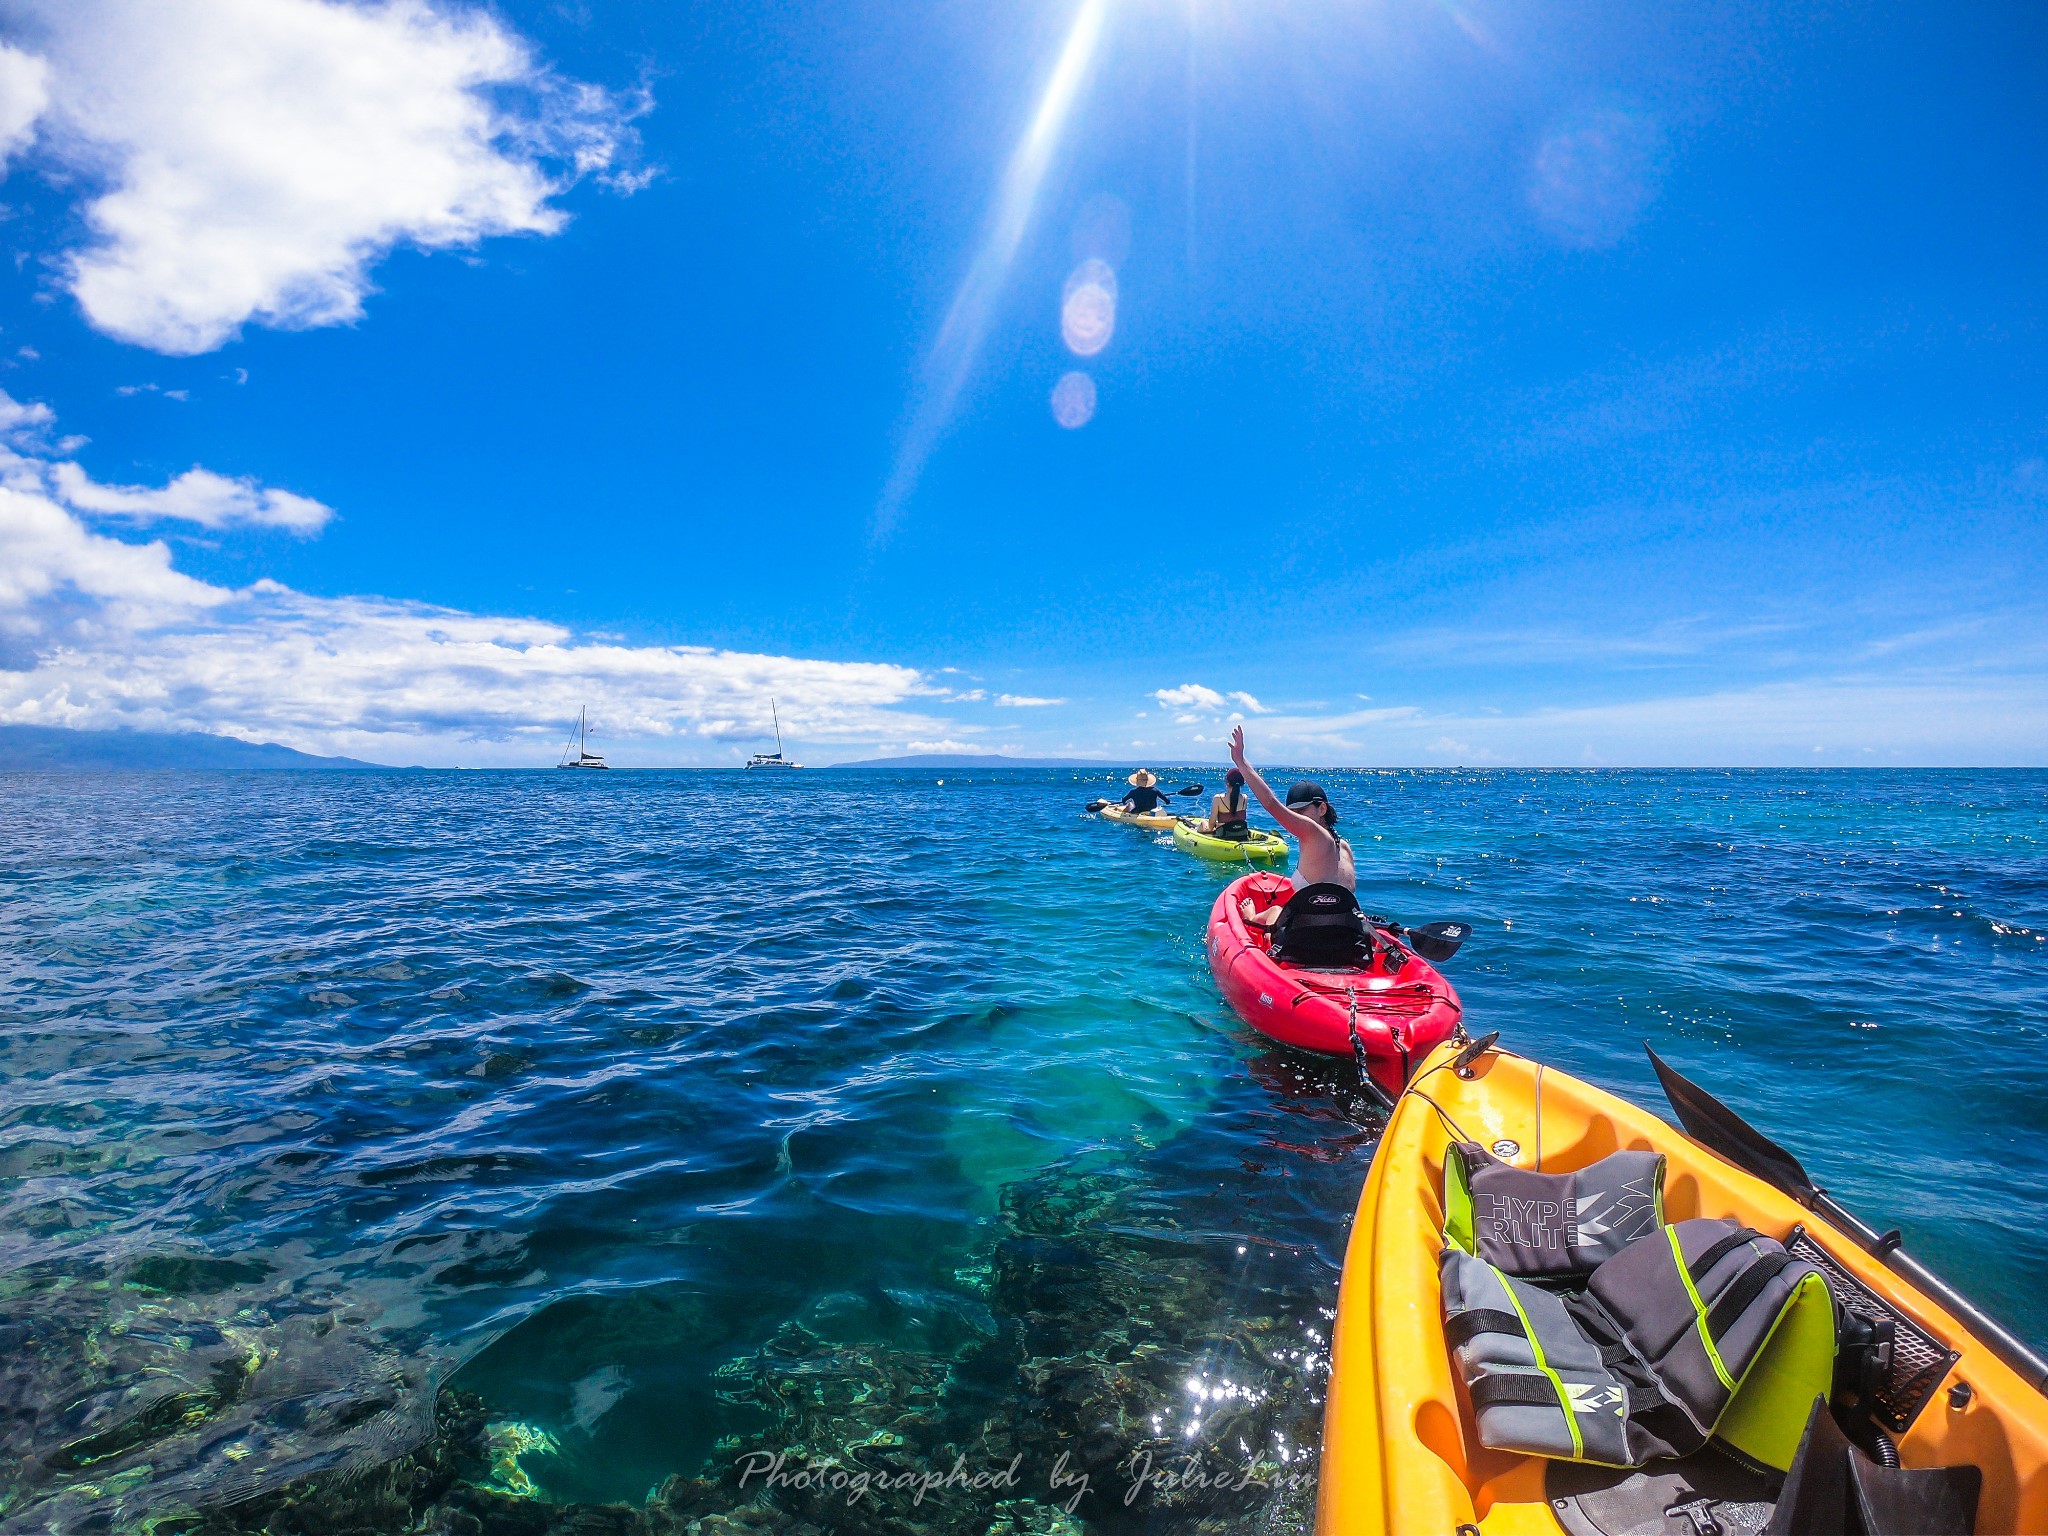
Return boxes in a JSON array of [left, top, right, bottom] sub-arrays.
[[1439, 1141, 1838, 1472], [1445, 1138, 1665, 1277]]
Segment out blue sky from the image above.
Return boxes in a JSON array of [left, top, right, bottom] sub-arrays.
[[0, 0, 2043, 765]]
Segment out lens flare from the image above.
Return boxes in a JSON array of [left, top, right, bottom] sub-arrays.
[[1051, 370, 1097, 429], [1061, 258, 1116, 356], [873, 0, 1109, 538]]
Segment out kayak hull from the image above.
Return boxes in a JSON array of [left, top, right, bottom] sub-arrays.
[[1171, 818, 1289, 864], [1099, 805, 1178, 830], [1204, 873, 1461, 1096], [1316, 1041, 2048, 1535]]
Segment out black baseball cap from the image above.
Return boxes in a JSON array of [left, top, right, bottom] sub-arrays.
[[1286, 781, 1337, 824]]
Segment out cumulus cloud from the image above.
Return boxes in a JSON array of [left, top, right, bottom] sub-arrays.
[[6, 591, 944, 763], [0, 481, 229, 640], [0, 40, 49, 166], [3, 0, 650, 354], [51, 462, 332, 532], [995, 693, 1064, 707], [0, 389, 951, 763], [0, 387, 55, 440], [1152, 682, 1266, 714]]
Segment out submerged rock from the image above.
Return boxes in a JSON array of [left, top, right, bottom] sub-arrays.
[[183, 1155, 1335, 1536]]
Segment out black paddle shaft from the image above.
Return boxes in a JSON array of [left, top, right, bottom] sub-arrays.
[[1084, 784, 1204, 811], [1646, 1045, 2048, 1394]]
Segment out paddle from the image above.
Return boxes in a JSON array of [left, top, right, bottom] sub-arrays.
[[1646, 1044, 2048, 1393], [1084, 784, 1205, 812], [1403, 920, 1471, 963]]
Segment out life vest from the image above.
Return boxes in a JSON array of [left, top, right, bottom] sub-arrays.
[[1445, 1139, 1665, 1279], [1440, 1143, 1837, 1471]]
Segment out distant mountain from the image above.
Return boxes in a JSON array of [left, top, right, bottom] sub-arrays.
[[827, 753, 1115, 769], [0, 725, 396, 771]]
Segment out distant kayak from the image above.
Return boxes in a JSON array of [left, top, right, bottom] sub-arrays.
[[1171, 818, 1288, 864], [1318, 1037, 2048, 1535], [1204, 872, 1461, 1095], [1099, 805, 1178, 830]]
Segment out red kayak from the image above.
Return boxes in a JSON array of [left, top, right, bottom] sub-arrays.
[[1205, 873, 1463, 1096]]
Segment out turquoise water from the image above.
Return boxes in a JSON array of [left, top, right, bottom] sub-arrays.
[[0, 768, 2042, 1532]]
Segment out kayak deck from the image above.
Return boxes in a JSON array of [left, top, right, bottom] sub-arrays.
[[1099, 805, 1178, 830], [1171, 817, 1288, 863], [1205, 874, 1462, 1090], [1316, 1041, 2048, 1534]]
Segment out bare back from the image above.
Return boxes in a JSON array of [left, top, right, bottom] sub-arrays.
[[1292, 824, 1355, 891]]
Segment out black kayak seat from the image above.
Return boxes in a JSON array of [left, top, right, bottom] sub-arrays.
[[1270, 882, 1371, 968]]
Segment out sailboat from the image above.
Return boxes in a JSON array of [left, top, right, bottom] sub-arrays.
[[556, 707, 610, 770], [745, 699, 802, 770]]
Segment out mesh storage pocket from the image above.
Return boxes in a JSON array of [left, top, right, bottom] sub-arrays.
[[1785, 1225, 1958, 1434]]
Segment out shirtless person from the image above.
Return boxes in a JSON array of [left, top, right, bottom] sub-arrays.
[[1228, 726, 1354, 924]]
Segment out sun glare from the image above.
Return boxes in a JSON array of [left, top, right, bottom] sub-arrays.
[[873, 0, 1110, 538]]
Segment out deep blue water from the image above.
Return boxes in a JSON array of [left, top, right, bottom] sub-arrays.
[[0, 768, 2042, 1532]]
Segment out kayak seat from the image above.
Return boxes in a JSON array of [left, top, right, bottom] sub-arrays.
[[1269, 882, 1372, 968], [1442, 1145, 1838, 1472]]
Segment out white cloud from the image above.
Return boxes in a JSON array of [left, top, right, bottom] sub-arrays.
[[995, 693, 1064, 707], [0, 482, 229, 636], [1152, 682, 1266, 714], [0, 40, 49, 166], [51, 461, 332, 532], [5, 0, 649, 354], [5, 591, 946, 763], [0, 388, 55, 441], [0, 389, 954, 764]]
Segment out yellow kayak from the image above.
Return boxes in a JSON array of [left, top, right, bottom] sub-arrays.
[[1099, 805, 1178, 830], [1318, 1038, 2048, 1535], [1170, 817, 1288, 864]]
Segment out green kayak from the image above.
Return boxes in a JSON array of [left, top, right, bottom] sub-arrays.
[[1171, 818, 1288, 864]]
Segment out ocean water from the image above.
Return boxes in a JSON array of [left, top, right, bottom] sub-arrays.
[[0, 767, 2042, 1533]]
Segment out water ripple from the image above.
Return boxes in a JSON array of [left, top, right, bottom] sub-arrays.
[[0, 768, 2042, 1531]]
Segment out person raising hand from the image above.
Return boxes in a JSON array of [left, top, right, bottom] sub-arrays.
[[1229, 725, 1354, 894]]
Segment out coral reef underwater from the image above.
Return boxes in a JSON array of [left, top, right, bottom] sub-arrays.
[[150, 1151, 1342, 1536]]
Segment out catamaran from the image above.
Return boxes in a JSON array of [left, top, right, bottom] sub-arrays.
[[745, 699, 802, 770], [557, 707, 609, 770]]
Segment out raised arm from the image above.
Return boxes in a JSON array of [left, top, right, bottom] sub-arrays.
[[1229, 726, 1327, 843]]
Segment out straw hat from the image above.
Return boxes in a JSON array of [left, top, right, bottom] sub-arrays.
[[1127, 769, 1158, 788]]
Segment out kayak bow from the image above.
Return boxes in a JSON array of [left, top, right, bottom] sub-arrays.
[[1317, 1039, 2048, 1535]]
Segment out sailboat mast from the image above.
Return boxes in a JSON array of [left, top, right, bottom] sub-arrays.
[[772, 699, 782, 756]]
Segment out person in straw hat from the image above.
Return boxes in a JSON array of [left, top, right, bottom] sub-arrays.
[[1117, 769, 1172, 815]]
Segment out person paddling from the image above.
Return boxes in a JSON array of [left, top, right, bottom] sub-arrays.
[[1201, 768, 1252, 841], [1229, 726, 1355, 930], [1119, 769, 1172, 815]]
